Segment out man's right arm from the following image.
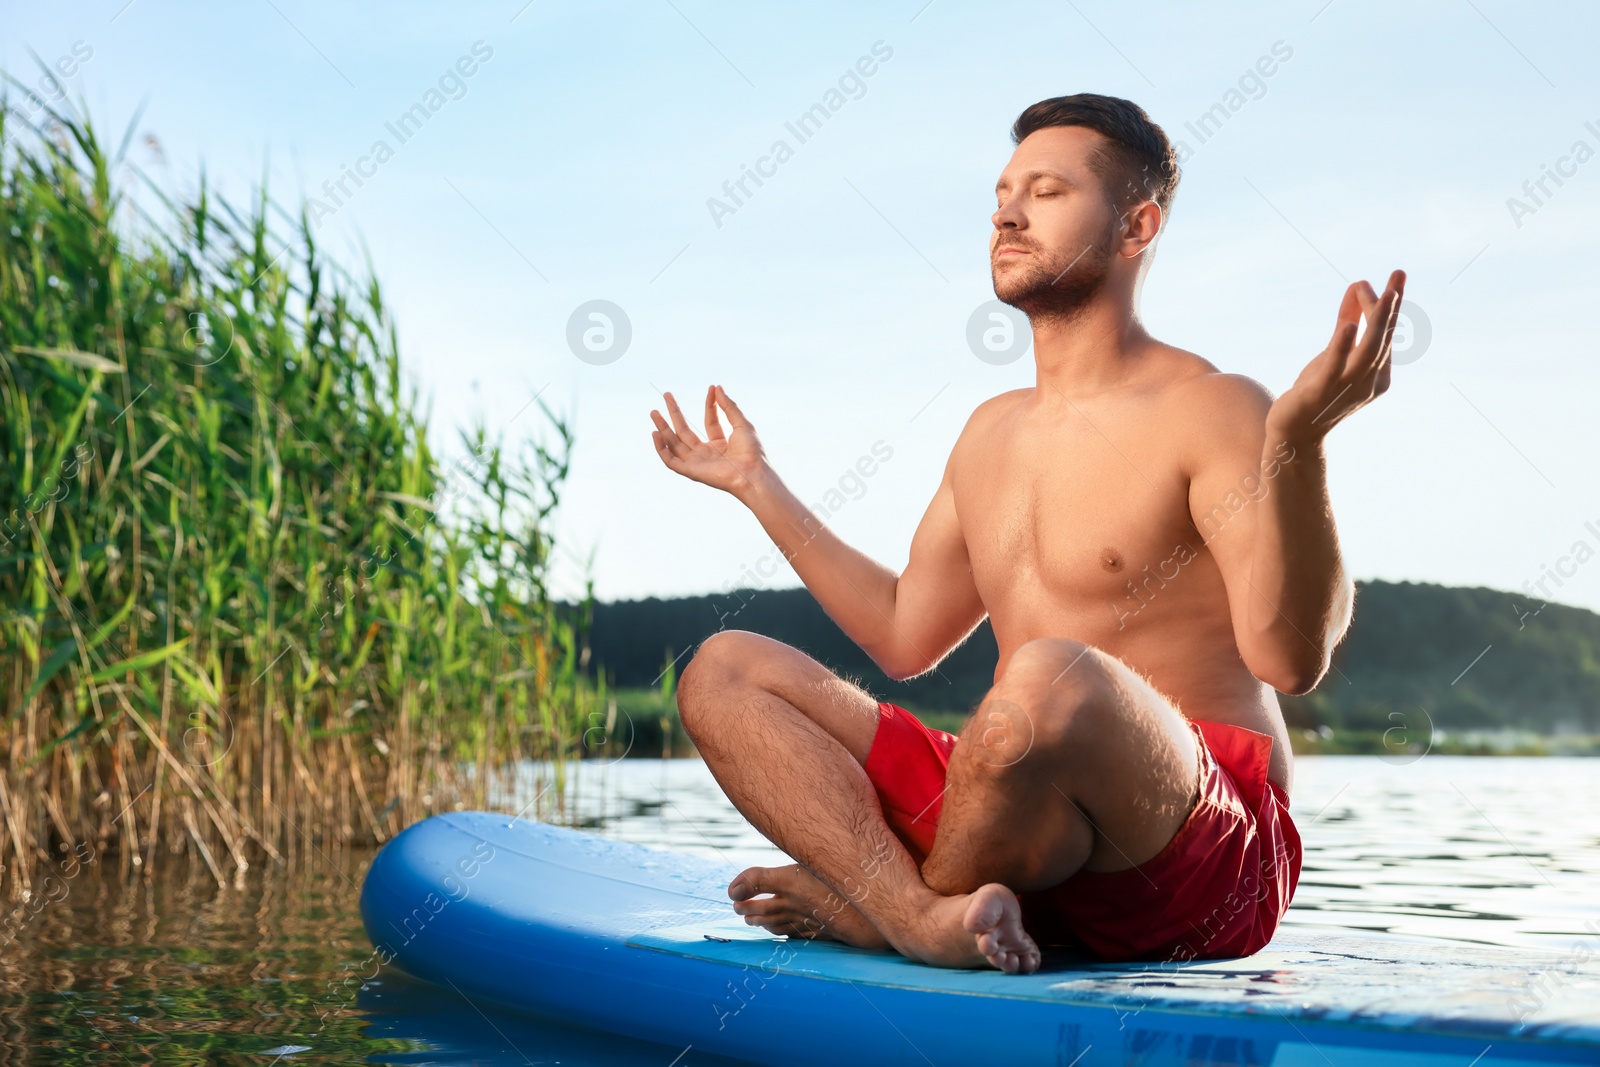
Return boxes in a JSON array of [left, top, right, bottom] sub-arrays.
[[651, 385, 986, 681], [737, 453, 986, 681]]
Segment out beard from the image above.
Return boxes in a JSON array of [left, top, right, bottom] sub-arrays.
[[992, 222, 1117, 325]]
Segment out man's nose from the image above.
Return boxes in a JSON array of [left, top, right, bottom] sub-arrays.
[[992, 199, 1025, 231]]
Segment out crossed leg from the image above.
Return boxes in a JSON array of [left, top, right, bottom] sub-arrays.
[[675, 630, 1200, 973]]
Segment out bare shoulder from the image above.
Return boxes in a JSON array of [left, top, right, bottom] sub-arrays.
[[1148, 348, 1276, 472], [1170, 368, 1274, 419], [951, 388, 1030, 452], [1157, 348, 1272, 425], [969, 387, 1031, 423]]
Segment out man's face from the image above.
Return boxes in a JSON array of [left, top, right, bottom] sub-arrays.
[[990, 126, 1125, 322]]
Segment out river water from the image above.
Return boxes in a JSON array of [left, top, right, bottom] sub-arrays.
[[1, 755, 1595, 1064]]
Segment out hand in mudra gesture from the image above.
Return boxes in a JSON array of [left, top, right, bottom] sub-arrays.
[[1268, 269, 1407, 444], [650, 385, 769, 498]]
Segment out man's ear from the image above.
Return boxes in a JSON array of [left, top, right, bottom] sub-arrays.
[[1120, 200, 1163, 258]]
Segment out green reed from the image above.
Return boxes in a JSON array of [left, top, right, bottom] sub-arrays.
[[0, 95, 604, 893]]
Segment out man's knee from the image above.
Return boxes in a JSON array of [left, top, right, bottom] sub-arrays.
[[980, 638, 1120, 759], [677, 630, 772, 736]]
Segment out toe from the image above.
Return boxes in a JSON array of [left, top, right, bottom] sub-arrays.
[[734, 895, 789, 918], [749, 909, 814, 936], [960, 883, 1040, 975], [962, 891, 1004, 937], [729, 865, 779, 901]]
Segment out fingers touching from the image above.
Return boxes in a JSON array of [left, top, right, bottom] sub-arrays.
[[1327, 270, 1405, 418], [1333, 268, 1405, 348], [1356, 270, 1405, 374], [649, 385, 756, 485], [1286, 269, 1406, 437], [1371, 273, 1404, 395], [651, 386, 746, 447], [1332, 270, 1404, 348], [714, 384, 751, 431], [703, 386, 725, 443]]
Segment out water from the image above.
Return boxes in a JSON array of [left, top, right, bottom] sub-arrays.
[[1, 756, 1595, 1064]]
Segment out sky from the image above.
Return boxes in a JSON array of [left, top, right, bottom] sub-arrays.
[[4, 0, 1598, 615]]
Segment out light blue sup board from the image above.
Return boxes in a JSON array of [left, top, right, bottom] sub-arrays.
[[360, 812, 1600, 1067]]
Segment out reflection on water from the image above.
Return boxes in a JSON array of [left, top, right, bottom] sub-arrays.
[[0, 842, 386, 1063], [0, 755, 1593, 1064]]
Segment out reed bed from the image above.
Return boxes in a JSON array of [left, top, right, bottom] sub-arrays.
[[0, 97, 605, 895]]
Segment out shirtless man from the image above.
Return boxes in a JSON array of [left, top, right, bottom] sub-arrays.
[[649, 93, 1404, 975]]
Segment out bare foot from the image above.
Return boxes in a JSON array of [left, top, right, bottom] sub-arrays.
[[728, 864, 890, 949], [960, 883, 1041, 974], [893, 883, 1041, 974]]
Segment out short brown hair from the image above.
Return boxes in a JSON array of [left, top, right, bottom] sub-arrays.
[[1011, 94, 1180, 214]]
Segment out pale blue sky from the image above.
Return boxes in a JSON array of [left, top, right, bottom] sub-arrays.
[[6, 1, 1598, 615]]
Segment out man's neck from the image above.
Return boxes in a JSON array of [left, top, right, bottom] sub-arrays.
[[1028, 294, 1151, 402]]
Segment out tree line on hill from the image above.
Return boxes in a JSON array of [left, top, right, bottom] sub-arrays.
[[566, 580, 1600, 735]]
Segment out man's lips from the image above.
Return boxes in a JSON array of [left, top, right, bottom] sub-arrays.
[[995, 246, 1029, 257]]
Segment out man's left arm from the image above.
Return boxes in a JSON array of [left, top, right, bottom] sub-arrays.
[[1192, 270, 1405, 695]]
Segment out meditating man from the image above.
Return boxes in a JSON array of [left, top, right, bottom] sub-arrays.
[[649, 93, 1403, 974]]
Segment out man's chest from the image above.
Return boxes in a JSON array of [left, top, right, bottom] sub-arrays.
[[952, 420, 1201, 604]]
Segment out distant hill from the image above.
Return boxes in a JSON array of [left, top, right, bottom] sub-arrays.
[[1292, 581, 1600, 734], [566, 580, 1600, 734]]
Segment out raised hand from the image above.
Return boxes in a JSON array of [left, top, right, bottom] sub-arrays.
[[650, 385, 770, 498], [1267, 270, 1406, 444]]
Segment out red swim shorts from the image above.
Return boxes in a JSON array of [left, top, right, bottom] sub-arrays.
[[862, 701, 1303, 962]]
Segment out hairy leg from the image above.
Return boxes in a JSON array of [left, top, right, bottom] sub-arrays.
[[678, 630, 1035, 970], [920, 638, 1201, 899], [677, 630, 901, 944]]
